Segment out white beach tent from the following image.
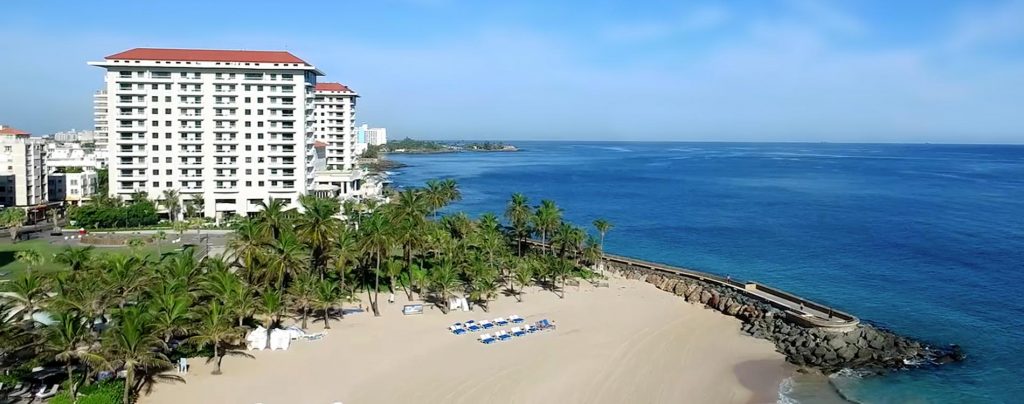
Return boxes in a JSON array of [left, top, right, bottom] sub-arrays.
[[285, 326, 305, 340], [460, 297, 469, 312], [269, 328, 291, 350], [246, 326, 267, 350]]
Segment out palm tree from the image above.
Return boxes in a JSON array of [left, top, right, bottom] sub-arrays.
[[100, 307, 175, 404], [54, 246, 94, 272], [552, 258, 575, 299], [429, 261, 460, 314], [148, 291, 193, 344], [511, 261, 533, 303], [295, 195, 341, 279], [469, 272, 499, 312], [256, 197, 291, 239], [440, 178, 462, 205], [2, 269, 51, 320], [43, 312, 101, 398], [0, 300, 33, 360], [311, 279, 341, 329], [15, 249, 44, 273], [0, 207, 27, 242], [531, 200, 562, 254], [423, 179, 447, 219], [329, 226, 360, 303], [592, 218, 613, 272], [287, 272, 317, 329], [160, 189, 182, 222], [504, 193, 531, 256], [187, 301, 246, 375], [105, 254, 147, 309], [228, 217, 268, 284], [224, 284, 258, 327], [359, 212, 393, 316], [258, 290, 286, 330], [264, 231, 309, 293]]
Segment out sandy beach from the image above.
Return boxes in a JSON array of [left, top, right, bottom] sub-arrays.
[[142, 274, 793, 404]]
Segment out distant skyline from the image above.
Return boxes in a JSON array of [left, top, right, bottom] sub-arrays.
[[1, 0, 1022, 144]]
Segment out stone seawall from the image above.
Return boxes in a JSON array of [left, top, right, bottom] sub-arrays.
[[608, 262, 965, 373]]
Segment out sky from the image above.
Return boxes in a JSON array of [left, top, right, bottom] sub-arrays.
[[1, 0, 1023, 143]]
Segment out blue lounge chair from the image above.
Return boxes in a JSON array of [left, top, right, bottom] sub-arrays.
[[449, 325, 467, 335], [496, 331, 512, 341], [536, 319, 556, 331], [467, 323, 482, 332], [479, 333, 496, 344], [524, 324, 537, 333], [494, 317, 509, 326], [511, 327, 526, 337], [509, 314, 525, 324], [480, 320, 494, 329]]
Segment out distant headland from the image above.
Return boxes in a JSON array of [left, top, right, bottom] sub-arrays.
[[365, 138, 519, 156]]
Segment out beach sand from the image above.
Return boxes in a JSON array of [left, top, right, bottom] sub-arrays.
[[142, 274, 793, 404]]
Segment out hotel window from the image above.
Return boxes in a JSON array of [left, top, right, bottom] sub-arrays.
[[152, 157, 158, 163], [152, 182, 158, 187], [165, 133, 171, 139], [151, 145, 158, 151], [151, 133, 158, 139], [151, 96, 158, 102], [152, 169, 158, 175], [166, 157, 172, 163], [166, 170, 172, 175], [166, 182, 172, 187]]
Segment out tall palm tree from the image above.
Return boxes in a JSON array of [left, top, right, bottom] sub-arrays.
[[0, 300, 33, 360], [592, 218, 613, 272], [423, 179, 447, 219], [505, 193, 531, 256], [54, 246, 95, 272], [440, 178, 462, 205], [100, 307, 174, 404], [329, 226, 360, 304], [531, 200, 562, 254], [2, 269, 51, 321], [311, 279, 341, 329], [287, 272, 317, 329], [295, 195, 341, 279], [359, 212, 393, 316], [187, 301, 246, 375], [224, 283, 258, 327]]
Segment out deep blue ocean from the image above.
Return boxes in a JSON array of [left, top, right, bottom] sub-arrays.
[[388, 142, 1024, 403]]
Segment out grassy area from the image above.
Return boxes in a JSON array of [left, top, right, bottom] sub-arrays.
[[0, 239, 165, 279]]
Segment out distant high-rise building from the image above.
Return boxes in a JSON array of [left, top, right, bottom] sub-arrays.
[[313, 82, 358, 171], [89, 48, 323, 219], [93, 90, 109, 166]]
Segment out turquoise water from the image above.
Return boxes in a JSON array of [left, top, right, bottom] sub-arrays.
[[389, 142, 1024, 403]]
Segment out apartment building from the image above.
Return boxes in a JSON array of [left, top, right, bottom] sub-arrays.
[[89, 48, 322, 219], [0, 125, 48, 208], [48, 171, 97, 205], [93, 90, 109, 165], [312, 83, 366, 199]]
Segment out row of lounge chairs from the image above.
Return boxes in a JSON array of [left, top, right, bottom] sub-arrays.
[[478, 319, 556, 344], [449, 315, 525, 334]]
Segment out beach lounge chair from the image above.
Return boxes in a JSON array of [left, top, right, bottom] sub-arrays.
[[467, 322, 482, 332], [479, 333, 496, 344], [7, 383, 27, 397], [536, 319, 556, 331], [36, 385, 59, 399], [449, 325, 467, 335], [497, 330, 512, 341], [511, 327, 526, 337], [494, 317, 509, 326], [480, 320, 494, 329], [524, 324, 537, 333], [509, 314, 524, 324]]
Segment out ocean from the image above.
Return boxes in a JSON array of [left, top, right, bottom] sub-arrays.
[[388, 141, 1024, 403]]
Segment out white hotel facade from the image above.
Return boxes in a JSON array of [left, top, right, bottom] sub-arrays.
[[89, 48, 333, 218]]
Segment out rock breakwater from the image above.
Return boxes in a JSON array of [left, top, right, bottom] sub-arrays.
[[611, 263, 965, 373]]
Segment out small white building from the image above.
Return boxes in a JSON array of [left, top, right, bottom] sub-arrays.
[[0, 125, 48, 208], [48, 171, 98, 205], [356, 124, 387, 146]]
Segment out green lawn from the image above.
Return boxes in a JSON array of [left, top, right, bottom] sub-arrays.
[[0, 239, 165, 279]]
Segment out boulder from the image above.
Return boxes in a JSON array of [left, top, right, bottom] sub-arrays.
[[699, 290, 712, 304], [837, 346, 858, 360], [828, 336, 847, 350]]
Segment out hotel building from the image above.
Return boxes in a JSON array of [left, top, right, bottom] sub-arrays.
[[89, 48, 323, 218], [0, 125, 48, 209], [311, 82, 366, 199]]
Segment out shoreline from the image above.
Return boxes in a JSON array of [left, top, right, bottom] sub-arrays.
[[141, 274, 793, 403]]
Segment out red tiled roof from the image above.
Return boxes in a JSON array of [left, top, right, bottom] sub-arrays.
[[315, 82, 354, 92], [105, 48, 308, 64], [0, 125, 30, 136], [313, 141, 328, 148]]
